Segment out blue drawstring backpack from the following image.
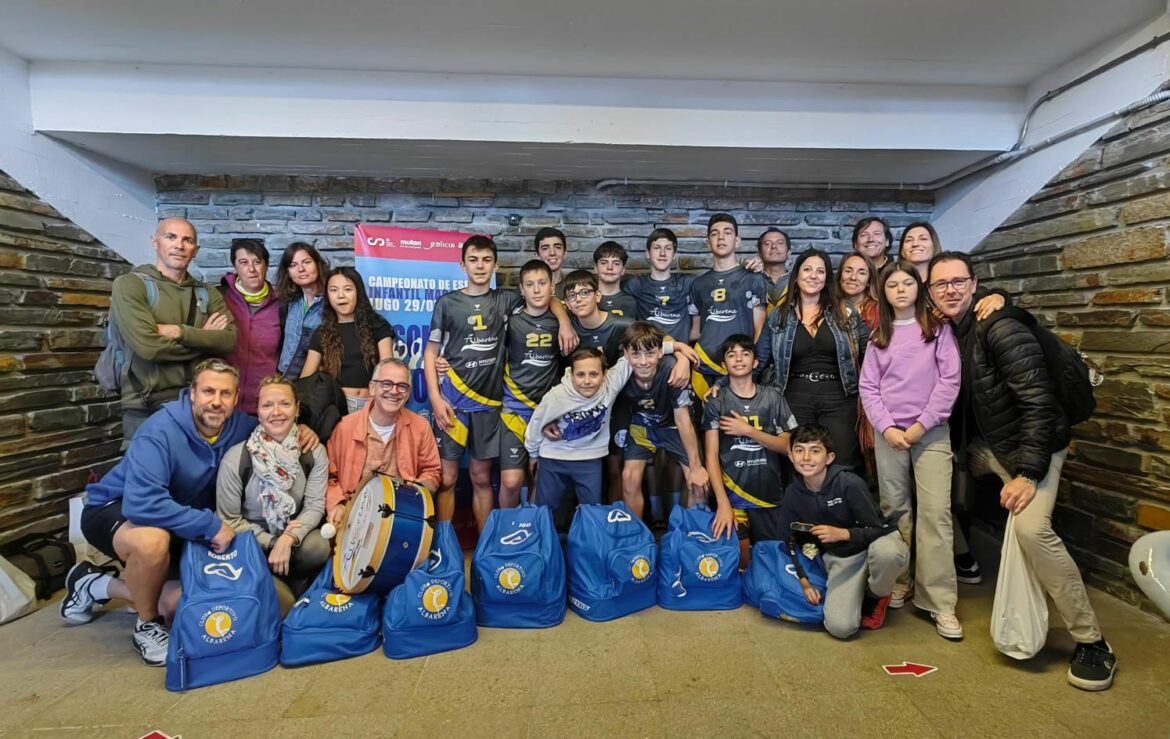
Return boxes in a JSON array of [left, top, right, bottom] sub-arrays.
[[471, 502, 565, 628], [567, 502, 657, 622], [741, 540, 828, 624], [657, 505, 742, 611], [280, 563, 382, 667], [166, 532, 280, 691], [383, 521, 477, 659]]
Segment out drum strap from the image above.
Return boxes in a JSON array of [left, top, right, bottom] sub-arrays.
[[238, 450, 316, 491]]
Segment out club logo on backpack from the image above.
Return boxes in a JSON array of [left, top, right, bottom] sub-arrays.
[[696, 555, 721, 582], [203, 563, 243, 581], [416, 580, 452, 620], [630, 556, 651, 582], [322, 593, 353, 613], [495, 563, 525, 595], [201, 606, 237, 644]]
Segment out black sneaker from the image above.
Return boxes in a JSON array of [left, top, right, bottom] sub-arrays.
[[1068, 640, 1116, 691], [58, 561, 114, 625], [955, 553, 983, 584]]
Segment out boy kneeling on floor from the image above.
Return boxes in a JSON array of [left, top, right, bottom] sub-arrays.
[[778, 423, 909, 638]]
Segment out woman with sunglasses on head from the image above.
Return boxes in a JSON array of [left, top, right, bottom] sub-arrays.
[[219, 239, 282, 415], [301, 266, 396, 414]]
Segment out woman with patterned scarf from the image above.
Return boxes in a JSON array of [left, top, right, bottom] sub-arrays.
[[217, 375, 330, 597]]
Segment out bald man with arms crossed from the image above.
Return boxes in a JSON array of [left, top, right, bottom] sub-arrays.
[[109, 218, 236, 446]]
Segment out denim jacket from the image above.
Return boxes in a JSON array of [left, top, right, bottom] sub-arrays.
[[756, 301, 869, 396]]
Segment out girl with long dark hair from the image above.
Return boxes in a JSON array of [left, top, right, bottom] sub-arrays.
[[859, 260, 961, 638], [301, 267, 395, 413]]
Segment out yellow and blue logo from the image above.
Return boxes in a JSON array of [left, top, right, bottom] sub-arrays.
[[200, 606, 237, 644], [697, 555, 721, 582], [416, 580, 452, 620], [630, 556, 651, 582], [495, 563, 525, 595]]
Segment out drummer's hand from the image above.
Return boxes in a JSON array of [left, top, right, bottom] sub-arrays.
[[327, 506, 345, 527], [295, 424, 320, 453], [431, 396, 456, 432], [268, 533, 295, 577], [210, 521, 236, 554]]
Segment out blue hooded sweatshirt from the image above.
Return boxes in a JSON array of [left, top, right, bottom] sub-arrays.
[[84, 390, 257, 542]]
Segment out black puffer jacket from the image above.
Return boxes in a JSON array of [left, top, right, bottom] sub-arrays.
[[953, 306, 1069, 481]]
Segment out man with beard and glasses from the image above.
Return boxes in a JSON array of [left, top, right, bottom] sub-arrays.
[[107, 218, 236, 447], [324, 359, 442, 527], [63, 360, 257, 667]]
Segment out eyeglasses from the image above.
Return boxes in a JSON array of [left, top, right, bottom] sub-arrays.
[[372, 381, 411, 394], [565, 288, 595, 302], [929, 277, 973, 294]]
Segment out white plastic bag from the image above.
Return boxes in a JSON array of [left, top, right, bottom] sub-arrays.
[[991, 513, 1049, 659], [0, 555, 37, 624]]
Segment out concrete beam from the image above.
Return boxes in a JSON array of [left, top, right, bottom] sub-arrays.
[[29, 63, 1023, 153], [933, 13, 1170, 252], [0, 48, 156, 265]]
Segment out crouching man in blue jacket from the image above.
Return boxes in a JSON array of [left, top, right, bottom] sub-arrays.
[[61, 358, 258, 666]]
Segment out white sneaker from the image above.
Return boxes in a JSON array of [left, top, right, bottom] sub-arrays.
[[58, 562, 113, 625], [932, 612, 964, 640], [889, 584, 913, 609], [133, 618, 169, 667]]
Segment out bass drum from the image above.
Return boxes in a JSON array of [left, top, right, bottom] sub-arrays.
[[333, 475, 435, 595]]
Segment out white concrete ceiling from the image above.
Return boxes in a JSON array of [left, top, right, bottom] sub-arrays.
[[50, 133, 991, 183], [0, 0, 1162, 85], [3, 0, 1165, 185]]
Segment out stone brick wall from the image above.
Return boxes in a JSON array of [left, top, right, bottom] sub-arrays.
[[152, 177, 933, 283], [0, 169, 128, 543], [973, 96, 1170, 615]]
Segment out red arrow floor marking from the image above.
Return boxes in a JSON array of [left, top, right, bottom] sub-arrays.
[[882, 661, 938, 677]]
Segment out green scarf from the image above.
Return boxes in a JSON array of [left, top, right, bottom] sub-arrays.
[[236, 280, 270, 305]]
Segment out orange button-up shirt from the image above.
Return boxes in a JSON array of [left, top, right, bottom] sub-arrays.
[[325, 404, 442, 514]]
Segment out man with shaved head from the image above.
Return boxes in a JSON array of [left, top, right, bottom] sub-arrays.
[[108, 218, 236, 446]]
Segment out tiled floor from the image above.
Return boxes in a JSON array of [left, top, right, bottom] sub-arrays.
[[1, 560, 1168, 738]]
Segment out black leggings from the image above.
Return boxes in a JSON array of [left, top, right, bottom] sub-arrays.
[[785, 378, 862, 472]]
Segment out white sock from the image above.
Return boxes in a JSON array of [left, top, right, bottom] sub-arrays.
[[88, 574, 112, 601]]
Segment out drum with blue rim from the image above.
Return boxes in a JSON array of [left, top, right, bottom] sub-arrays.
[[333, 474, 435, 595]]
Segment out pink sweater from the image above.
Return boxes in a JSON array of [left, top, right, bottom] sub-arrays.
[[858, 319, 960, 434]]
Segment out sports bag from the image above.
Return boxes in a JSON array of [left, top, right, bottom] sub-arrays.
[[165, 532, 280, 691], [280, 563, 382, 667], [567, 502, 656, 622], [95, 272, 209, 392], [742, 540, 827, 624], [657, 504, 741, 611], [383, 521, 477, 659], [472, 501, 565, 628]]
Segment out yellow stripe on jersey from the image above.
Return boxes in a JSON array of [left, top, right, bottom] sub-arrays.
[[503, 367, 539, 410], [500, 411, 528, 443], [691, 370, 711, 403], [446, 368, 501, 408], [629, 424, 657, 452], [694, 343, 729, 376], [721, 472, 776, 509], [444, 416, 469, 447]]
